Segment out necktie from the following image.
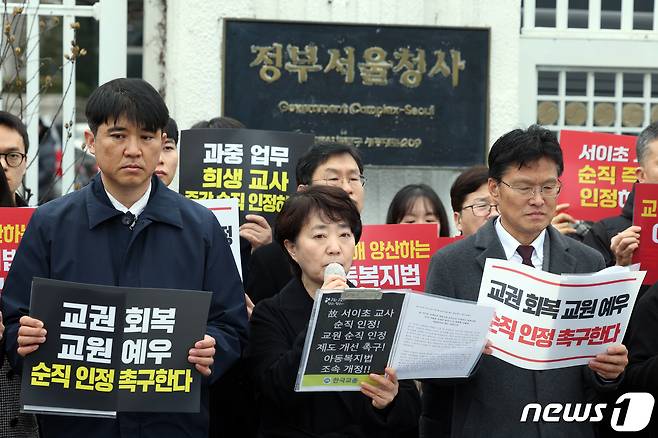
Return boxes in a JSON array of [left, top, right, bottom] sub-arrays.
[[121, 211, 136, 229], [517, 245, 534, 267]]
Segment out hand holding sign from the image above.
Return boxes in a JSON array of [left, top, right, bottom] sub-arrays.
[[360, 366, 399, 410], [240, 214, 273, 251], [588, 344, 629, 380], [187, 334, 216, 376], [551, 203, 577, 235], [611, 225, 641, 266], [17, 315, 46, 356]]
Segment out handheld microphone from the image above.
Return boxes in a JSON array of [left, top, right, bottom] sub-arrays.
[[324, 262, 346, 283]]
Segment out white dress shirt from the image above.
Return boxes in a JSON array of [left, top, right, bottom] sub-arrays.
[[494, 217, 546, 269]]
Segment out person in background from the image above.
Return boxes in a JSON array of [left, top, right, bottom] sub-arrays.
[[0, 113, 43, 438], [0, 112, 29, 207], [584, 121, 658, 267], [154, 117, 179, 187], [449, 165, 499, 237], [386, 183, 450, 236], [245, 141, 366, 305], [246, 185, 420, 438]]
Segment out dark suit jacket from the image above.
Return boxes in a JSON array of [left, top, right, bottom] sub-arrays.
[[244, 242, 293, 304], [620, 280, 658, 436], [422, 219, 615, 438], [245, 277, 420, 438]]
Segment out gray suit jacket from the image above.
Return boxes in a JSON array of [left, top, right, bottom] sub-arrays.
[[421, 219, 612, 438]]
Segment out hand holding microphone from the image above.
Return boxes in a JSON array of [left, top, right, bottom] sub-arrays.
[[322, 262, 348, 290]]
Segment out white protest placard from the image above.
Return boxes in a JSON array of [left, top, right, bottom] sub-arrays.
[[477, 259, 645, 370], [194, 198, 242, 279]]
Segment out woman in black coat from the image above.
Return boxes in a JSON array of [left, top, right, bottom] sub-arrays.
[[246, 185, 420, 438]]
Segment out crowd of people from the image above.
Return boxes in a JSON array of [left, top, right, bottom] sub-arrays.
[[0, 77, 657, 437]]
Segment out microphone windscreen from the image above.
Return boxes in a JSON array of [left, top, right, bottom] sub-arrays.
[[324, 262, 346, 283]]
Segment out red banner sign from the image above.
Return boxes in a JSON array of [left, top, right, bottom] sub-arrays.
[[632, 184, 658, 286], [347, 224, 460, 292], [0, 207, 36, 292], [560, 130, 637, 222]]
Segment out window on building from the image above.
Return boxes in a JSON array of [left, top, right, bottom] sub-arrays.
[[536, 69, 658, 134]]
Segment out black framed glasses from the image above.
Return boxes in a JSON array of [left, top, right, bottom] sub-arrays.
[[499, 180, 562, 198], [462, 203, 499, 217], [0, 152, 26, 168]]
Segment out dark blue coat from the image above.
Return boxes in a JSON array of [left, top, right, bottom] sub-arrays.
[[1, 174, 248, 438]]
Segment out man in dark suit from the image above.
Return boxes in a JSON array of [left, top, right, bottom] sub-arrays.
[[422, 125, 629, 438]]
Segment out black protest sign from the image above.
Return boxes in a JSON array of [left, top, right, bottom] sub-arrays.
[[178, 128, 313, 224], [297, 291, 404, 390], [21, 278, 211, 417]]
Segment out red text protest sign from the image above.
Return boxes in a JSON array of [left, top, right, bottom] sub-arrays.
[[0, 207, 35, 291], [560, 130, 637, 222], [347, 224, 460, 292], [632, 183, 658, 285]]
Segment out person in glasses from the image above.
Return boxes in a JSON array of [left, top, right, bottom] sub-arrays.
[[386, 183, 450, 236], [450, 165, 499, 237], [0, 112, 29, 207], [0, 111, 39, 438], [422, 125, 628, 438], [245, 142, 366, 305]]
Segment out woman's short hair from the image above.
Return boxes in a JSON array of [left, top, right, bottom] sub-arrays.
[[385, 184, 450, 237], [450, 165, 489, 213], [275, 185, 362, 280]]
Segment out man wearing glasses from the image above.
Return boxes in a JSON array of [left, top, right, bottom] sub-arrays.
[[422, 126, 628, 438], [0, 112, 29, 207], [0, 111, 39, 437], [450, 165, 499, 237], [245, 142, 365, 305]]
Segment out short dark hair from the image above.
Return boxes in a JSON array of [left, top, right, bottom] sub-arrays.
[[0, 111, 29, 153], [637, 122, 658, 165], [488, 125, 563, 181], [275, 185, 362, 280], [296, 142, 364, 186], [85, 78, 169, 135], [190, 116, 245, 129], [385, 184, 450, 237], [164, 117, 179, 145], [450, 165, 489, 213]]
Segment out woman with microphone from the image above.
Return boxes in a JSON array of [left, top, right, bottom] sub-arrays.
[[245, 185, 420, 438]]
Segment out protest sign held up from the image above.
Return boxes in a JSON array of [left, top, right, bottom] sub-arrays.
[[347, 223, 459, 292], [0, 207, 35, 290], [477, 259, 645, 371], [559, 130, 637, 222], [179, 128, 314, 224], [21, 278, 212, 417], [632, 183, 658, 285]]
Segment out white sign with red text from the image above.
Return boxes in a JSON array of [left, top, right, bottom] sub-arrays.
[[477, 259, 645, 370]]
